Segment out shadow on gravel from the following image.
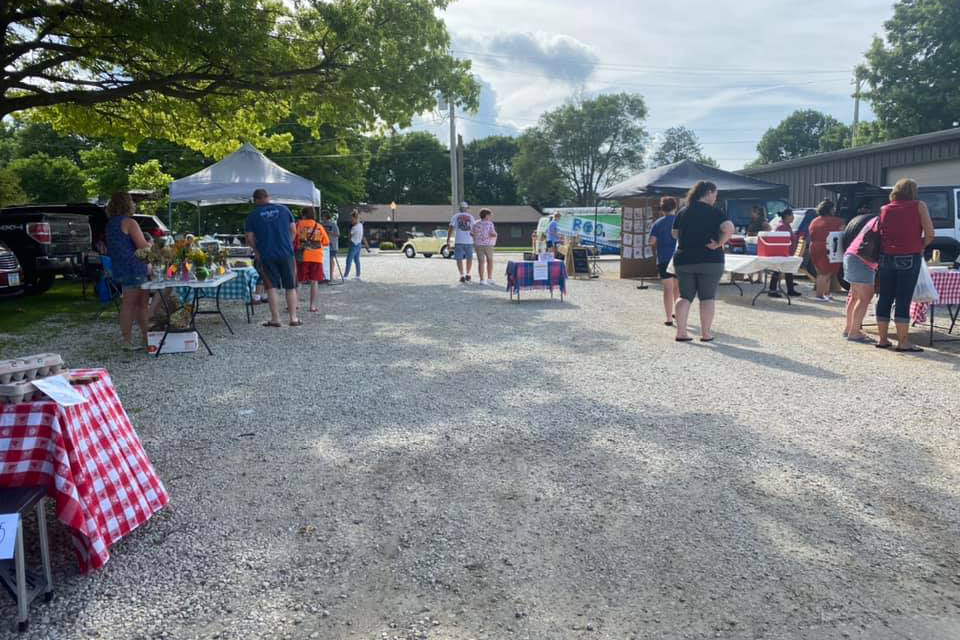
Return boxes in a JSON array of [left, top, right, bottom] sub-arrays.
[[705, 343, 843, 379], [720, 293, 845, 319]]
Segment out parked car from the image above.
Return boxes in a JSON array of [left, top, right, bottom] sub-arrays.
[[401, 229, 453, 259], [133, 214, 174, 247], [0, 240, 24, 297], [0, 204, 93, 294]]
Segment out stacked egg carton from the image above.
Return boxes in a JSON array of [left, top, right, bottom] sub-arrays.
[[0, 354, 67, 404]]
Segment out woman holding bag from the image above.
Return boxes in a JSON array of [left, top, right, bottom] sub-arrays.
[[874, 178, 935, 352], [842, 216, 879, 343]]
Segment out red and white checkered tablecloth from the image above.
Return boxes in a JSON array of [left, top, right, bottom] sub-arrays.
[[0, 368, 168, 571], [911, 270, 960, 324]]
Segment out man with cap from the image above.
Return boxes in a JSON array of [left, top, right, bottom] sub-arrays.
[[447, 201, 476, 283]]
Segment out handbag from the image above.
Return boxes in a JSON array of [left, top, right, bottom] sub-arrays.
[[295, 222, 321, 261], [855, 216, 881, 263]]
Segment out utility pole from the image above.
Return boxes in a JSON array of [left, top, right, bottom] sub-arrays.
[[448, 98, 458, 212], [852, 69, 864, 147], [456, 134, 465, 206]]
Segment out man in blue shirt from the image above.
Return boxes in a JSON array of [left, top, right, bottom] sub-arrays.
[[546, 213, 562, 256], [244, 189, 301, 327], [648, 196, 679, 326]]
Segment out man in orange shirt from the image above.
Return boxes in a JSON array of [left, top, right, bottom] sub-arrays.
[[296, 207, 329, 313]]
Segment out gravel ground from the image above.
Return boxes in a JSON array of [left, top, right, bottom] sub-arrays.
[[1, 252, 959, 640]]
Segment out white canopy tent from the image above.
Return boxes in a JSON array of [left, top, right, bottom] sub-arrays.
[[168, 142, 321, 233]]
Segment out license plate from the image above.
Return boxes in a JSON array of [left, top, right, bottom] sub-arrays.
[[6, 273, 18, 286]]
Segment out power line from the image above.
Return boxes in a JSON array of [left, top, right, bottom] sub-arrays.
[[453, 48, 852, 75]]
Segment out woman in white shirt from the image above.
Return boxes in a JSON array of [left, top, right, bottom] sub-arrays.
[[344, 210, 368, 280]]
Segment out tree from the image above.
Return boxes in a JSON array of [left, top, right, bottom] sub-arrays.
[[8, 154, 87, 202], [512, 130, 573, 210], [0, 169, 26, 207], [365, 133, 451, 204], [862, 0, 960, 138], [852, 121, 888, 147], [650, 127, 717, 167], [755, 110, 850, 164], [463, 136, 520, 205], [7, 1, 478, 158], [79, 147, 129, 200], [525, 93, 648, 206], [129, 160, 174, 217]]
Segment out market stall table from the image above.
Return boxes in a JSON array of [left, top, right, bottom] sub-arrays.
[[0, 369, 168, 571], [910, 269, 960, 346], [143, 271, 237, 356], [176, 267, 260, 323], [505, 260, 567, 302], [669, 255, 803, 306]]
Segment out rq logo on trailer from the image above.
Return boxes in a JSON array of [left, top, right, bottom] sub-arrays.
[[537, 207, 622, 254]]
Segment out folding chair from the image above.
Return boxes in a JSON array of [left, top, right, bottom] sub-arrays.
[[0, 487, 54, 632], [93, 256, 123, 320]]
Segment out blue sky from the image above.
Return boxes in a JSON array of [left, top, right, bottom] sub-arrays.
[[413, 0, 896, 170]]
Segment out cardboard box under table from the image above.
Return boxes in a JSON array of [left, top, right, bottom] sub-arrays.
[[143, 271, 238, 357], [0, 369, 169, 571]]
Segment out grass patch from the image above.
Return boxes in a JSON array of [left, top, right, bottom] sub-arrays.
[[0, 279, 106, 335]]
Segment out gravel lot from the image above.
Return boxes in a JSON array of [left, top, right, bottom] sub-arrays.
[[1, 252, 959, 640]]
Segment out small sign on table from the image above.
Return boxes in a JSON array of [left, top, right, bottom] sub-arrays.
[[0, 513, 19, 559], [533, 262, 549, 281]]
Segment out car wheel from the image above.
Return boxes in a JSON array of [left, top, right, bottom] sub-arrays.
[[23, 270, 54, 295], [422, 253, 433, 258], [440, 245, 452, 259], [403, 246, 416, 258]]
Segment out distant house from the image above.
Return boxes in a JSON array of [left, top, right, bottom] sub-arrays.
[[338, 204, 542, 247]]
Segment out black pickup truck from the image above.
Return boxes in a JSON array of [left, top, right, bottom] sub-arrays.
[[0, 204, 95, 295]]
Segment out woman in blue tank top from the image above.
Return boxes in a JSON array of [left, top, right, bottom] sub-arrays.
[[104, 192, 152, 351]]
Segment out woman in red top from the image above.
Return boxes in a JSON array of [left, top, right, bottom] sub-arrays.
[[875, 178, 935, 352], [807, 200, 845, 301]]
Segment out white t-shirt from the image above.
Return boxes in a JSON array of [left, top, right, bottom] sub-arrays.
[[450, 212, 475, 245], [350, 222, 363, 245]]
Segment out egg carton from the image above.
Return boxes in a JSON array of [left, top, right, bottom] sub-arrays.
[[0, 354, 65, 385], [0, 373, 70, 404]]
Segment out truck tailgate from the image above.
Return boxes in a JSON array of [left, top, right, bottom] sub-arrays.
[[48, 214, 91, 254]]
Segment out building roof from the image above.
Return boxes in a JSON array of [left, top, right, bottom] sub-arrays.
[[741, 126, 960, 175], [342, 204, 543, 224], [600, 159, 786, 199]]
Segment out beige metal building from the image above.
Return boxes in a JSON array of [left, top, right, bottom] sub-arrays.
[[740, 127, 960, 206]]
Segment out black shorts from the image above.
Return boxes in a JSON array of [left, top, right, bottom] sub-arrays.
[[261, 256, 296, 290], [546, 240, 556, 249], [658, 263, 675, 279]]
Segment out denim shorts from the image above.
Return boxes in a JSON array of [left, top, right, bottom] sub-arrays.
[[454, 243, 474, 260], [117, 273, 148, 290], [842, 253, 875, 285]]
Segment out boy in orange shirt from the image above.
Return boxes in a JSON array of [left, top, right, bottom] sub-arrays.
[[296, 207, 329, 312]]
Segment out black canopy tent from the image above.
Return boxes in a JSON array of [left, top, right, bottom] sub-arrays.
[[597, 160, 788, 279], [599, 159, 788, 200]]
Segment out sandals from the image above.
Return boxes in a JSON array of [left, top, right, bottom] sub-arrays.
[[664, 321, 674, 326], [289, 320, 304, 327], [675, 337, 693, 342], [846, 334, 873, 344], [895, 345, 924, 353], [261, 321, 282, 328], [700, 337, 715, 342], [875, 343, 892, 349]]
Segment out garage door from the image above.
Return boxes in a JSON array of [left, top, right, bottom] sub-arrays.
[[886, 159, 960, 185]]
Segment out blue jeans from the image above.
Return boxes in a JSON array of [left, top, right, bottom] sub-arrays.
[[875, 253, 921, 322], [344, 242, 362, 277]]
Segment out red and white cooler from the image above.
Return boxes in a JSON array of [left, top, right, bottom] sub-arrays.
[[757, 231, 792, 257]]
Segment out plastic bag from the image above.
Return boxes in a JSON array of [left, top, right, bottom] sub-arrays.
[[913, 260, 939, 304]]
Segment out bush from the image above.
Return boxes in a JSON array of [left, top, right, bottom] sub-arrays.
[[379, 242, 396, 250]]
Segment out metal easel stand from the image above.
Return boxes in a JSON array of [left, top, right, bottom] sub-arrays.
[[589, 251, 602, 279], [326, 253, 346, 286]]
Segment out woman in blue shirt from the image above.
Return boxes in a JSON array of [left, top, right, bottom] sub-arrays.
[[104, 192, 152, 350], [648, 197, 679, 325]]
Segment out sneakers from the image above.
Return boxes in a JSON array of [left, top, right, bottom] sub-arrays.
[[459, 276, 466, 283], [353, 276, 362, 281], [486, 279, 497, 286], [787, 290, 802, 297], [768, 291, 782, 298], [465, 275, 472, 282]]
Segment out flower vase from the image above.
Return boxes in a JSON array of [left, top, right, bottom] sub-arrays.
[[195, 266, 210, 282]]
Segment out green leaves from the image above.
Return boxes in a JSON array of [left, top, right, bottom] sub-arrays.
[[8, 154, 88, 203], [651, 127, 717, 168], [7, 0, 478, 158], [862, 0, 960, 138], [755, 110, 851, 164]]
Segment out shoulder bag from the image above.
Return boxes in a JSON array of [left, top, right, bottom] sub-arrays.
[[855, 216, 882, 263]]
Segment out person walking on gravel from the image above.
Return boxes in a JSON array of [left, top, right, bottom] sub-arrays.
[[672, 180, 734, 342], [648, 196, 679, 326], [344, 210, 368, 280], [472, 208, 498, 285], [447, 202, 475, 283], [244, 189, 302, 327]]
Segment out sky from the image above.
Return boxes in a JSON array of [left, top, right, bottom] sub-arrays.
[[411, 0, 897, 170]]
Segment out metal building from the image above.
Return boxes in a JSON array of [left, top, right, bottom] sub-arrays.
[[740, 127, 960, 206]]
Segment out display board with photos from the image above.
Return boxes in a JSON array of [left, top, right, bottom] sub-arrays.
[[619, 198, 658, 278]]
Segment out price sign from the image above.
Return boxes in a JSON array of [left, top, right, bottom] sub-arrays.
[[0, 514, 19, 559], [533, 262, 549, 281]]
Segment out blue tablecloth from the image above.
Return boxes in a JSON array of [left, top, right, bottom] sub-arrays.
[[176, 267, 259, 302], [505, 261, 567, 295]]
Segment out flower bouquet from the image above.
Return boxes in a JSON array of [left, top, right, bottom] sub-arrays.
[[189, 249, 210, 281]]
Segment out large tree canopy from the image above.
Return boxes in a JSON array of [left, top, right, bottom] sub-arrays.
[[754, 110, 850, 165], [650, 126, 717, 168], [463, 136, 519, 205], [4, 0, 478, 157], [862, 0, 960, 138], [522, 93, 648, 206], [365, 132, 451, 205]]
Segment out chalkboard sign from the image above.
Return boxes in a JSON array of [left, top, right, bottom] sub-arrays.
[[571, 248, 590, 275]]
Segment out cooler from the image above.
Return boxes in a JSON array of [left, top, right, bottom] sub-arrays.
[[757, 231, 792, 257]]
